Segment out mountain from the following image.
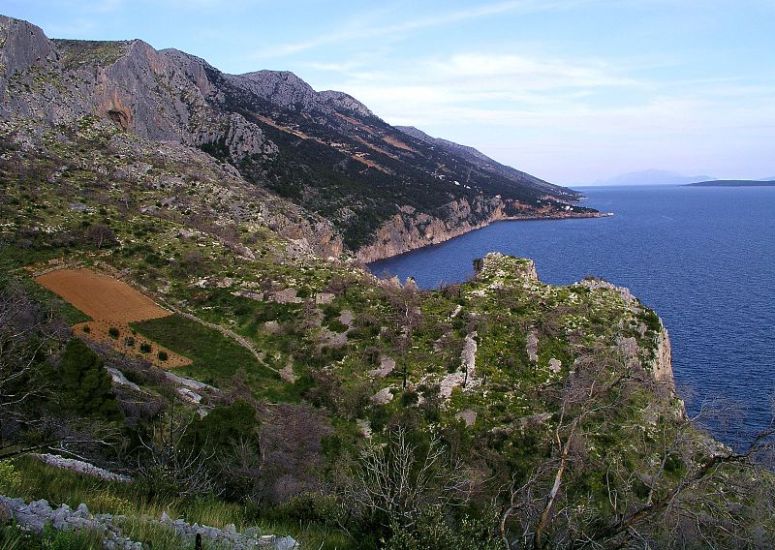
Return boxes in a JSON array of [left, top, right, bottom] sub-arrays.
[[0, 15, 597, 263], [586, 169, 712, 186], [395, 126, 575, 198], [2, 14, 772, 550], [686, 179, 775, 187]]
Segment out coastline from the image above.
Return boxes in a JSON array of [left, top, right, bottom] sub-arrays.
[[358, 210, 612, 264]]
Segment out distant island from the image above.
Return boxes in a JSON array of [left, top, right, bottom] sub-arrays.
[[686, 179, 775, 187], [583, 169, 713, 186]]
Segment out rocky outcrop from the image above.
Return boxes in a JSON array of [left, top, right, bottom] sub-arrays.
[[356, 196, 505, 262], [0, 496, 297, 549], [652, 324, 675, 390], [356, 196, 602, 263], [0, 19, 273, 165], [317, 90, 375, 118], [232, 70, 318, 112], [32, 454, 132, 483]]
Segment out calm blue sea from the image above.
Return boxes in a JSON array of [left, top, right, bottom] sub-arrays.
[[369, 186, 775, 446]]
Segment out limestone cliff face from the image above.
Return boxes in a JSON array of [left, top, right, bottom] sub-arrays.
[[0, 18, 273, 163], [652, 324, 675, 391], [355, 196, 507, 263], [356, 196, 601, 263]]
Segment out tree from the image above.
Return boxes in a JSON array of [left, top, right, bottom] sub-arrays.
[[136, 409, 218, 499], [59, 338, 120, 420], [497, 349, 775, 549], [384, 284, 422, 390], [347, 426, 470, 531], [83, 223, 117, 249], [0, 285, 48, 416]]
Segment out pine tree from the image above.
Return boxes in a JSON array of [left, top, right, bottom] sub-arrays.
[[59, 338, 120, 419]]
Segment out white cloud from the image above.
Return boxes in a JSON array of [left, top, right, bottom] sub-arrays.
[[302, 46, 775, 182], [250, 0, 601, 59]]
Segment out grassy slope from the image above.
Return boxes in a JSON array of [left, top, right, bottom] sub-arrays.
[[0, 457, 352, 549], [0, 117, 700, 548]]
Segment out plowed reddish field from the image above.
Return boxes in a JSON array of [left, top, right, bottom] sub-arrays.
[[36, 268, 170, 323], [36, 269, 191, 368]]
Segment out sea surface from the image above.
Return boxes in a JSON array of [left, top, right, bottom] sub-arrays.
[[369, 186, 775, 446]]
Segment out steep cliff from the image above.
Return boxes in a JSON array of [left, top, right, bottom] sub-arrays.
[[357, 196, 602, 262], [0, 14, 596, 258]]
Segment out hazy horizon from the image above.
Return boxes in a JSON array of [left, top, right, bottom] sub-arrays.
[[4, 0, 775, 186]]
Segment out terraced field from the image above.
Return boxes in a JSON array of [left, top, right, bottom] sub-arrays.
[[35, 269, 170, 322], [35, 268, 191, 368]]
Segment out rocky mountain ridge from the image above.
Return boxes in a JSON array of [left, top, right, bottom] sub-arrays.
[[0, 14, 598, 259]]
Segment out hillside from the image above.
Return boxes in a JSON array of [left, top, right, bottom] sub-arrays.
[[1, 13, 775, 550], [0, 15, 598, 261]]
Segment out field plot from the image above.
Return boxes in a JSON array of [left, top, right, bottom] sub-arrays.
[[36, 269, 170, 323], [36, 269, 191, 368]]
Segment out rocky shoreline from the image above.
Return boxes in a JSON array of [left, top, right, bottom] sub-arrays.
[[358, 206, 610, 263]]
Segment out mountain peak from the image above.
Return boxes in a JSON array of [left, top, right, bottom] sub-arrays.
[[232, 70, 317, 111], [317, 90, 375, 119]]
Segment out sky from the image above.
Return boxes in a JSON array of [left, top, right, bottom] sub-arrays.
[[4, 0, 775, 185]]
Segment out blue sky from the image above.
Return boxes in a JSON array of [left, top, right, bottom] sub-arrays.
[[4, 0, 775, 184]]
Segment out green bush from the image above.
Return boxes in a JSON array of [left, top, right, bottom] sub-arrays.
[[139, 343, 152, 353], [58, 338, 119, 419], [157, 350, 168, 361], [382, 506, 501, 550], [326, 319, 348, 333], [0, 461, 21, 493], [108, 327, 119, 339]]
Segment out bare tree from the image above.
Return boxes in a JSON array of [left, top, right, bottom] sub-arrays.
[[136, 410, 219, 498], [0, 283, 67, 455], [84, 223, 117, 249], [498, 348, 775, 549], [348, 426, 470, 529]]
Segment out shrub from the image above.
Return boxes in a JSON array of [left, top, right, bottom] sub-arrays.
[[82, 325, 91, 334], [157, 351, 168, 361], [140, 343, 152, 353], [125, 336, 135, 347], [83, 223, 117, 249], [59, 338, 119, 419], [327, 319, 348, 333], [108, 327, 119, 339], [0, 461, 21, 493]]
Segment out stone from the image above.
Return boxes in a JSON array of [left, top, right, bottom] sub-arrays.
[[370, 356, 395, 378], [280, 363, 298, 383], [338, 309, 354, 328], [526, 331, 539, 363], [456, 409, 477, 427], [548, 358, 562, 374], [271, 288, 301, 304], [106, 367, 141, 392], [177, 387, 203, 404], [314, 292, 335, 305], [371, 386, 395, 405]]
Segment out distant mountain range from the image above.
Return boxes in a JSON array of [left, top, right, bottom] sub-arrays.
[[583, 170, 713, 187], [686, 179, 775, 187]]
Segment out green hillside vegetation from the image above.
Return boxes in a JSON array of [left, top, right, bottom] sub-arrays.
[[2, 115, 775, 548]]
